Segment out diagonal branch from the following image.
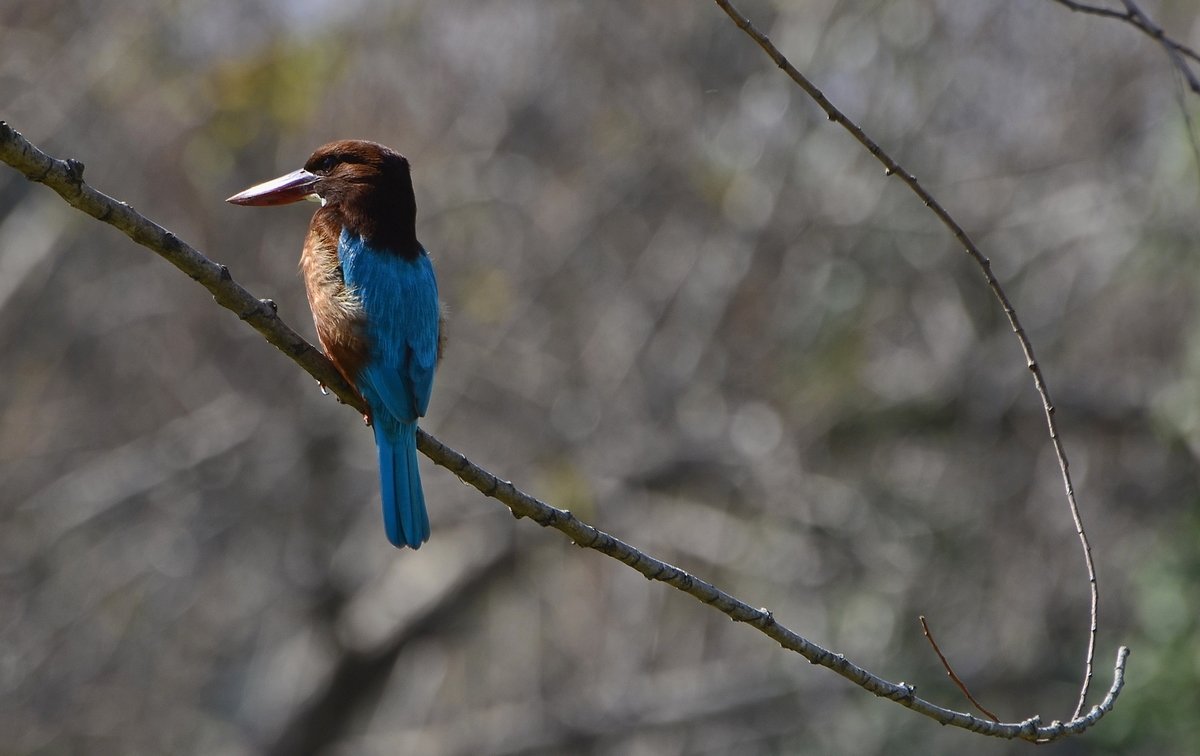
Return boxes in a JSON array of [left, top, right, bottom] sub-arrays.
[[0, 121, 1128, 741], [711, 0, 1108, 722], [1050, 0, 1200, 94]]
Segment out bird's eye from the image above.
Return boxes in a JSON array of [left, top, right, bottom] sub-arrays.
[[316, 155, 337, 173]]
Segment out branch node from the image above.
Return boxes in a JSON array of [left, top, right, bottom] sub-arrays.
[[65, 158, 85, 184], [484, 476, 501, 496]]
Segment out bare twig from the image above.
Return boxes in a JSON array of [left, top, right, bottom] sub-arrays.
[[1050, 0, 1200, 94], [919, 616, 1000, 723], [0, 121, 1129, 741], [711, 0, 1106, 721]]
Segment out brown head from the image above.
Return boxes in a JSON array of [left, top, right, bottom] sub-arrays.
[[227, 140, 419, 258]]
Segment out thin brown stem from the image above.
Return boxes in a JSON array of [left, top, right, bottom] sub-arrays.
[[919, 616, 1000, 723]]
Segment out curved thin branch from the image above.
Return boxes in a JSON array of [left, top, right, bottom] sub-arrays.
[[710, 0, 1106, 721], [1050, 0, 1200, 94], [0, 121, 1128, 741]]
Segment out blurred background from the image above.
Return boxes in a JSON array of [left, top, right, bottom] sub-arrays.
[[2, 0, 1199, 753]]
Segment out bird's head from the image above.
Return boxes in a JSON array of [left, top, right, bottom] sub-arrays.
[[227, 140, 419, 255]]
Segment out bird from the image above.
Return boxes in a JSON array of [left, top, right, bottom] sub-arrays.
[[227, 140, 440, 549]]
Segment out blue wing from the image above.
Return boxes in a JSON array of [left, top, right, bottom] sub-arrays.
[[339, 229, 439, 423]]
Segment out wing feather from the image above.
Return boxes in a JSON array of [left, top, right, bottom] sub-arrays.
[[338, 230, 439, 422]]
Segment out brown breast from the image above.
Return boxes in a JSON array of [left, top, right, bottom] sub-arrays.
[[300, 211, 370, 390]]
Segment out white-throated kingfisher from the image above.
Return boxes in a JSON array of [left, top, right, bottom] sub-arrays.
[[228, 140, 440, 549]]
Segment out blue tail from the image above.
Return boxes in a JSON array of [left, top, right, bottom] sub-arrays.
[[373, 419, 430, 549]]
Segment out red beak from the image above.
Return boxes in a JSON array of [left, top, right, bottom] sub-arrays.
[[226, 168, 320, 206]]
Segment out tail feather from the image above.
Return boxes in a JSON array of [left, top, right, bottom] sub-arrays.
[[374, 420, 430, 549]]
